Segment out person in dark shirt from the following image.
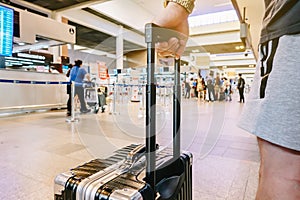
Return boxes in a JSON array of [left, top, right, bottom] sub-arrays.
[[237, 73, 245, 103], [66, 64, 73, 116]]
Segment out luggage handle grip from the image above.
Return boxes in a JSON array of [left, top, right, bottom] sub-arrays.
[[126, 144, 159, 165], [145, 23, 184, 44]]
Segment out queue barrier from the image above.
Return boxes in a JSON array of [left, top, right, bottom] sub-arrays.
[[0, 78, 70, 85], [0, 78, 175, 117]]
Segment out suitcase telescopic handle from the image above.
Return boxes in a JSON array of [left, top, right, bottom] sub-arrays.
[[173, 58, 181, 160], [145, 23, 182, 196]]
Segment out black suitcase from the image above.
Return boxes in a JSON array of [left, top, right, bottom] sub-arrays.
[[54, 23, 193, 200]]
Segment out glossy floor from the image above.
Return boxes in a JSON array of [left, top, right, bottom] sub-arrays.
[[0, 94, 259, 200]]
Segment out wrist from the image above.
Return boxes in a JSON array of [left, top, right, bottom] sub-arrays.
[[164, 0, 195, 14], [154, 2, 189, 30], [168, 2, 190, 17]]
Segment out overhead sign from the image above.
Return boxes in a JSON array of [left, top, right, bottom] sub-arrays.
[[0, 5, 14, 57]]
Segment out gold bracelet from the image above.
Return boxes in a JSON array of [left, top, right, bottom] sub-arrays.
[[164, 0, 195, 14]]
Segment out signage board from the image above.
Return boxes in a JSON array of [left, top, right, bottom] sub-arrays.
[[0, 5, 14, 57]]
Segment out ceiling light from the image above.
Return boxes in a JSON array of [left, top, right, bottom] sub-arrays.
[[214, 2, 232, 7], [235, 46, 245, 50]]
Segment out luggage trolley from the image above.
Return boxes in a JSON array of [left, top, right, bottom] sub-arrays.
[[83, 80, 99, 114]]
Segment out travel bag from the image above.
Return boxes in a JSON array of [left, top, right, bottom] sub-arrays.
[[54, 23, 193, 200]]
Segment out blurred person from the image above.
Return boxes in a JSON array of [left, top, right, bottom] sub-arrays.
[[70, 60, 90, 114], [197, 76, 206, 101], [192, 79, 198, 99], [153, 0, 300, 199], [183, 80, 191, 98], [66, 64, 73, 116], [237, 73, 245, 103], [205, 76, 214, 102], [223, 77, 232, 101], [214, 73, 222, 101]]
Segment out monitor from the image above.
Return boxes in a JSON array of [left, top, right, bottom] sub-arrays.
[[0, 5, 14, 57]]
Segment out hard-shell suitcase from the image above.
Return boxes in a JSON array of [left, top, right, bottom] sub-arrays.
[[54, 23, 193, 200]]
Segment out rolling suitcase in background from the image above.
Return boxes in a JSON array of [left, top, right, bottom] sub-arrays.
[[54, 23, 193, 200], [219, 91, 225, 101]]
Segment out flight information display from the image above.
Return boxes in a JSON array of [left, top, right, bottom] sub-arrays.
[[0, 5, 14, 57]]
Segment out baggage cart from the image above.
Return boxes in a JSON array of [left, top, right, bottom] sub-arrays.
[[83, 81, 99, 113]]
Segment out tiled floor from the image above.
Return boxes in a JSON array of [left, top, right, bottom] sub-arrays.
[[0, 94, 259, 200]]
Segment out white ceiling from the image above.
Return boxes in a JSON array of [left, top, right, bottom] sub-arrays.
[[89, 0, 235, 31]]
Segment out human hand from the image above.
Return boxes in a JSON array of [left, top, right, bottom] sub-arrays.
[[152, 2, 190, 58]]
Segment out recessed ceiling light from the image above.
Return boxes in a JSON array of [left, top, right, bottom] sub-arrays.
[[214, 2, 232, 7], [235, 45, 245, 50]]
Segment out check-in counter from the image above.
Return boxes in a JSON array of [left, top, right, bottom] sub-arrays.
[[0, 69, 68, 114]]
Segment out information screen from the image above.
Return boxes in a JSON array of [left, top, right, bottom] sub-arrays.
[[0, 5, 14, 57]]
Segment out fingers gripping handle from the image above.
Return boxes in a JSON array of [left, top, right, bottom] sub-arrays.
[[145, 23, 183, 44]]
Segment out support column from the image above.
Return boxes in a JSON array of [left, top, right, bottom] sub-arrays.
[[116, 25, 124, 70], [49, 12, 61, 63], [61, 17, 69, 58]]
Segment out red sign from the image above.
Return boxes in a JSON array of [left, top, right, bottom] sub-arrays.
[[98, 62, 109, 80]]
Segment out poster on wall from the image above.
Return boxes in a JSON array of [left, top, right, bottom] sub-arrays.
[[98, 62, 109, 80]]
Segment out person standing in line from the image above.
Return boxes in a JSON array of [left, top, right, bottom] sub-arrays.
[[223, 77, 232, 101], [205, 76, 215, 102], [196, 76, 203, 101], [70, 60, 91, 114], [66, 64, 73, 116], [183, 80, 191, 99], [237, 73, 245, 103], [153, 0, 300, 199], [214, 73, 221, 101], [196, 76, 204, 100], [192, 79, 198, 99]]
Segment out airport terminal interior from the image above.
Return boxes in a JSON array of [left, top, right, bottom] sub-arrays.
[[0, 0, 263, 199]]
